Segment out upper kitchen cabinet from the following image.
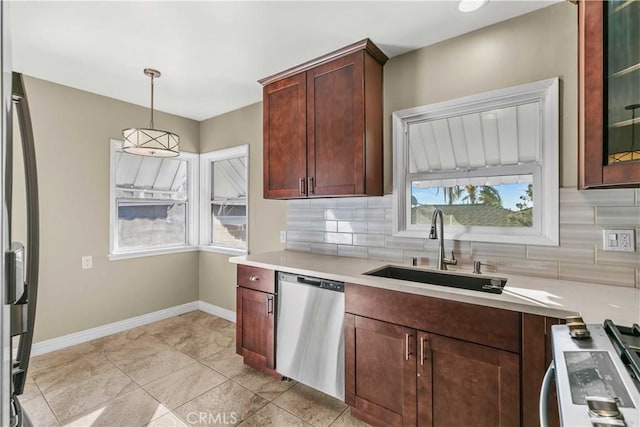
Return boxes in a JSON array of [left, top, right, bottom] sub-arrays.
[[260, 39, 388, 199], [579, 0, 640, 188]]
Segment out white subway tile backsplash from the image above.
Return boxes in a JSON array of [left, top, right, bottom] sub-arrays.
[[368, 247, 404, 263], [353, 208, 386, 221], [368, 221, 392, 235], [353, 234, 385, 247], [367, 196, 393, 208], [471, 242, 526, 258], [325, 232, 353, 245], [596, 207, 640, 227], [285, 189, 639, 288], [336, 198, 368, 208], [561, 188, 635, 206], [286, 230, 325, 243], [310, 243, 338, 256], [286, 241, 311, 252], [288, 220, 337, 232], [385, 236, 425, 250], [596, 248, 640, 267], [496, 258, 559, 279], [308, 198, 338, 208], [288, 208, 325, 221], [559, 224, 602, 246], [527, 245, 595, 264], [560, 263, 636, 288], [338, 221, 368, 233], [338, 245, 368, 258], [560, 206, 595, 225], [325, 209, 353, 221]]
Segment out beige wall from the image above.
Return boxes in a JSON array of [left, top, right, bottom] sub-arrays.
[[22, 76, 200, 342], [198, 102, 286, 311], [383, 2, 577, 191]]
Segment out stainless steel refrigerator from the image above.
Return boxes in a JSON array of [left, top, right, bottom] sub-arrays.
[[2, 0, 40, 425]]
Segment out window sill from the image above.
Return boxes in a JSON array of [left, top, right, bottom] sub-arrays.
[[109, 246, 199, 261], [199, 246, 247, 256]]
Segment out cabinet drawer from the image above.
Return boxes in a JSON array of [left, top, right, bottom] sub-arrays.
[[237, 265, 275, 293], [345, 283, 520, 353]]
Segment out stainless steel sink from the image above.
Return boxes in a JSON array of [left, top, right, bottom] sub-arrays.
[[364, 265, 507, 294]]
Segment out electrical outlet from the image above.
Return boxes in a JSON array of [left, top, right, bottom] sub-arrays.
[[603, 229, 635, 252], [81, 255, 93, 269], [280, 231, 287, 243]]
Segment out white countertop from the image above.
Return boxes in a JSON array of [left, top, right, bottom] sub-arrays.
[[230, 250, 640, 325]]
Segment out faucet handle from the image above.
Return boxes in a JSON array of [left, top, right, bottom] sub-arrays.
[[443, 251, 457, 266], [473, 261, 482, 274]]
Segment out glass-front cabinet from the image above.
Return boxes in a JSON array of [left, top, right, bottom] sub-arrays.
[[579, 0, 640, 188]]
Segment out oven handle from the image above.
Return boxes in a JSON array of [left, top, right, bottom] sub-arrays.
[[539, 363, 555, 427]]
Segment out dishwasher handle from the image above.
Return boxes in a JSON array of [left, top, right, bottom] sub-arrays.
[[297, 277, 322, 287]]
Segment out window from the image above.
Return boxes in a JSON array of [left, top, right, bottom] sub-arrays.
[[109, 140, 198, 259], [393, 78, 559, 245], [199, 145, 249, 254]]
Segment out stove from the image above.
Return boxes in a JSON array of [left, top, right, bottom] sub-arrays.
[[542, 317, 640, 427]]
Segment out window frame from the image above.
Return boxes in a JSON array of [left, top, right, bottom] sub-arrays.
[[199, 144, 249, 255], [109, 139, 199, 260], [392, 78, 559, 246]]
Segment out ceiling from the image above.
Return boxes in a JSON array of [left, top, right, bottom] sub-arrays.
[[10, 1, 558, 122]]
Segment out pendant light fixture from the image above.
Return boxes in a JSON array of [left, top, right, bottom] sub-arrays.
[[122, 68, 180, 157]]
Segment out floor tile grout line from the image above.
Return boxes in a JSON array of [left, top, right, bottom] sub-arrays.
[[30, 380, 64, 427]]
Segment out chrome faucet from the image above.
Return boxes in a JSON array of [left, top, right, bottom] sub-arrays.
[[429, 208, 457, 270]]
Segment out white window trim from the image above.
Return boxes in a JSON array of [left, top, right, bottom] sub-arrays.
[[108, 139, 199, 260], [199, 144, 249, 255], [392, 78, 559, 246]]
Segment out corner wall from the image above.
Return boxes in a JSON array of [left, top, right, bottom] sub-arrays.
[[198, 102, 286, 311]]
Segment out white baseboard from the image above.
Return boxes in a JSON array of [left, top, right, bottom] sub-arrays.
[[197, 301, 236, 323], [31, 300, 235, 357]]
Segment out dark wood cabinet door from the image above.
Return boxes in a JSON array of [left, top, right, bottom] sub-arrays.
[[346, 314, 416, 427], [236, 287, 275, 370], [263, 73, 307, 199], [307, 52, 365, 196], [579, 0, 640, 188], [424, 334, 520, 427]]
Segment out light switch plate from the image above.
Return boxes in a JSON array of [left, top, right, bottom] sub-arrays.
[[602, 229, 635, 252], [280, 231, 287, 243]]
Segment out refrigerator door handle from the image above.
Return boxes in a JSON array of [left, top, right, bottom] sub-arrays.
[[10, 72, 39, 397]]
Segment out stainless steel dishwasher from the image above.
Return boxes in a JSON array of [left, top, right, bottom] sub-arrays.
[[276, 272, 345, 400]]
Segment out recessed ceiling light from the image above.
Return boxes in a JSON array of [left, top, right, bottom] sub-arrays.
[[458, 0, 488, 12]]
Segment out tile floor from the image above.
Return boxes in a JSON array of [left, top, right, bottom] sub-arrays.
[[20, 310, 370, 427]]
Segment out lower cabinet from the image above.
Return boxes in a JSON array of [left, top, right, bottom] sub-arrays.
[[236, 287, 275, 371], [421, 332, 520, 426], [235, 265, 277, 376], [346, 315, 417, 425], [346, 314, 519, 426]]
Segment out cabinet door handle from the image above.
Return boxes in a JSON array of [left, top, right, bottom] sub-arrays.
[[405, 333, 412, 361], [266, 294, 274, 315], [249, 275, 260, 282], [299, 177, 306, 196], [421, 336, 430, 365], [307, 177, 315, 195]]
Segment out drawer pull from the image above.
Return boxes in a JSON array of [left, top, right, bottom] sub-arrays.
[[249, 275, 260, 282]]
